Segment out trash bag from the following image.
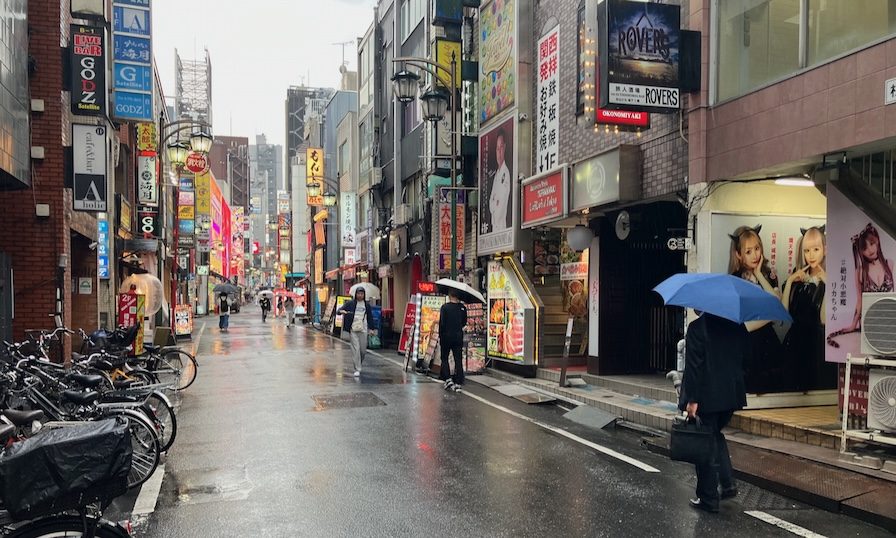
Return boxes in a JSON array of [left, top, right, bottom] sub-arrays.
[[0, 418, 132, 520]]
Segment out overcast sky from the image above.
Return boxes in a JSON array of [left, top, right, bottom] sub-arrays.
[[152, 0, 376, 147]]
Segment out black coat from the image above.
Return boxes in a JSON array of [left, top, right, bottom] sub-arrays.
[[679, 313, 750, 414], [338, 300, 375, 332]]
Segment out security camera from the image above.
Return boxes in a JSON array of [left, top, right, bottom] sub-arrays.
[[518, 112, 529, 121], [88, 242, 98, 251]]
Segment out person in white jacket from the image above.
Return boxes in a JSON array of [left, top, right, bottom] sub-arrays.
[[488, 130, 511, 232]]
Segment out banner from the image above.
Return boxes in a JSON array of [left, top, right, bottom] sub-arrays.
[[70, 25, 107, 116], [72, 124, 108, 211], [536, 26, 560, 173], [479, 0, 516, 123], [522, 168, 567, 228], [136, 154, 158, 205], [438, 196, 465, 272], [112, 0, 154, 121], [478, 115, 517, 255], [398, 301, 418, 355]]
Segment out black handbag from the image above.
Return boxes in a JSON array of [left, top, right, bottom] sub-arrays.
[[669, 416, 716, 465]]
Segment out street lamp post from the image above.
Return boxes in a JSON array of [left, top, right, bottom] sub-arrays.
[[391, 54, 459, 280]]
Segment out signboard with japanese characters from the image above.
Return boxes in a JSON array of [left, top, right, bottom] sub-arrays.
[[599, 0, 681, 113], [72, 124, 108, 211], [437, 188, 465, 272], [536, 26, 559, 174], [70, 25, 107, 116], [306, 147, 323, 181], [521, 167, 567, 228], [137, 205, 159, 238], [136, 154, 158, 205], [112, 0, 153, 121], [136, 122, 157, 152], [341, 192, 357, 248], [97, 218, 110, 279]]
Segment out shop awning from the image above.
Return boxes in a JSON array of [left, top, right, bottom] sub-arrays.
[[324, 268, 340, 280]]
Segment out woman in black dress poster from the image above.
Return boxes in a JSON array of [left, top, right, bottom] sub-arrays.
[[728, 225, 785, 393], [782, 226, 835, 391]]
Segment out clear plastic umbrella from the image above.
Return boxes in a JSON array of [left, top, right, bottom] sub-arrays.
[[349, 282, 381, 300]]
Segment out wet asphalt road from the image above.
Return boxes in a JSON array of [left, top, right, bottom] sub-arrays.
[[118, 307, 891, 537]]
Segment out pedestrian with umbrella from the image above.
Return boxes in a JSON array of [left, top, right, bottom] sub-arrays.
[[654, 273, 791, 513], [217, 292, 231, 332], [434, 279, 485, 390]]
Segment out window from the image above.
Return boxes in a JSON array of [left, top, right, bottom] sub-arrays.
[[402, 101, 421, 136], [338, 141, 350, 177], [808, 0, 896, 66], [717, 0, 896, 100], [359, 40, 374, 109], [717, 0, 801, 101], [401, 0, 425, 42]]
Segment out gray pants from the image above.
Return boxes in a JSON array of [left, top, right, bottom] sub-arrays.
[[349, 331, 368, 371]]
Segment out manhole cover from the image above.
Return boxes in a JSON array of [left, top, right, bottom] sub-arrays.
[[311, 392, 386, 411]]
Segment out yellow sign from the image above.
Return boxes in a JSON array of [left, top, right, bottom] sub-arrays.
[[178, 204, 195, 220], [136, 123, 158, 152], [195, 172, 211, 214], [306, 147, 324, 181], [307, 195, 324, 206], [434, 38, 461, 88]]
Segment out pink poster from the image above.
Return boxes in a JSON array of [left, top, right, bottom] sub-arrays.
[[825, 185, 896, 363]]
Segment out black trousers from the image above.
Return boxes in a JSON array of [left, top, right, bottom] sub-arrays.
[[694, 411, 735, 507], [439, 342, 464, 385]]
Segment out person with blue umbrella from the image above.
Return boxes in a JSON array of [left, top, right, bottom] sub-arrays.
[[654, 272, 791, 513]]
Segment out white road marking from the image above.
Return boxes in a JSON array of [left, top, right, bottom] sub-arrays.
[[364, 347, 660, 473], [132, 464, 165, 516], [745, 511, 828, 537]]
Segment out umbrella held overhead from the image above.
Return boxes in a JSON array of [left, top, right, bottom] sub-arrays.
[[435, 278, 485, 304], [653, 273, 792, 324]]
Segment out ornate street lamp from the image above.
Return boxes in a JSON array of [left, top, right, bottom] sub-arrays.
[[419, 88, 449, 122], [189, 130, 214, 154], [391, 70, 420, 103], [322, 191, 337, 207], [307, 182, 322, 198], [166, 141, 190, 167]]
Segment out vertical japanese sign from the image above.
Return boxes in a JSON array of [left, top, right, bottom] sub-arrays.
[[136, 154, 158, 205], [306, 147, 324, 206], [136, 122, 157, 152], [112, 0, 153, 121], [70, 25, 107, 116], [341, 192, 356, 248], [438, 189, 465, 272], [72, 124, 108, 211], [536, 26, 560, 174], [97, 218, 110, 279]]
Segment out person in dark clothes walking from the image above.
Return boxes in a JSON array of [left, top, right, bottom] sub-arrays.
[[259, 296, 271, 322], [218, 293, 230, 332], [679, 311, 750, 513], [439, 290, 467, 392]]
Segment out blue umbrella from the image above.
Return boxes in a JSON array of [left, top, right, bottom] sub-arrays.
[[653, 273, 792, 324]]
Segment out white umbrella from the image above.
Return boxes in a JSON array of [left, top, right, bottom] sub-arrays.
[[349, 282, 381, 300], [435, 278, 485, 304], [258, 290, 275, 300]]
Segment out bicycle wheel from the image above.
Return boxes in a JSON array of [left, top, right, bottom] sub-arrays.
[[142, 391, 177, 452], [10, 516, 130, 537], [156, 349, 197, 391], [111, 409, 160, 489]]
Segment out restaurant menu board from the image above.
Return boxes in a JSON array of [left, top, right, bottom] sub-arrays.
[[487, 261, 527, 361], [466, 335, 487, 373], [174, 305, 193, 336], [533, 239, 561, 275], [334, 296, 351, 329], [321, 296, 337, 326], [416, 295, 446, 362], [398, 300, 417, 355], [464, 302, 487, 373], [423, 324, 440, 369]]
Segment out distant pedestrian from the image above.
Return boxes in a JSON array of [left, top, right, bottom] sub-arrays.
[[276, 296, 284, 318], [337, 288, 376, 377], [679, 311, 750, 513], [439, 290, 467, 392], [284, 296, 295, 327], [218, 293, 230, 332], [259, 296, 271, 322]]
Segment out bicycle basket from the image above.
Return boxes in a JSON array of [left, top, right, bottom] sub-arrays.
[[112, 324, 140, 348], [0, 417, 132, 520]]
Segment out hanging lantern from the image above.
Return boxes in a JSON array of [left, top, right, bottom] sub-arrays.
[[567, 225, 594, 252]]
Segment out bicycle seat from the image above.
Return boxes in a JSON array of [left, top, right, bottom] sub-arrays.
[[143, 343, 160, 352], [61, 390, 99, 406], [0, 424, 14, 443], [70, 373, 105, 388], [71, 352, 86, 362], [91, 359, 115, 371], [1, 409, 44, 425]]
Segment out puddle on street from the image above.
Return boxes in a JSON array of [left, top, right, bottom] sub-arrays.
[[170, 466, 254, 506]]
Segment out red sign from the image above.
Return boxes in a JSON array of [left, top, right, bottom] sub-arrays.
[[522, 168, 567, 228], [185, 152, 209, 174], [398, 301, 418, 355], [416, 281, 437, 294]]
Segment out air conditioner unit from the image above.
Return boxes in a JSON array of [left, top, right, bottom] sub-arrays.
[[860, 293, 896, 356], [371, 167, 383, 186], [394, 203, 411, 225], [868, 368, 896, 432]]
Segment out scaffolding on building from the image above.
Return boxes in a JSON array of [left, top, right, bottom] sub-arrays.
[[175, 48, 213, 127]]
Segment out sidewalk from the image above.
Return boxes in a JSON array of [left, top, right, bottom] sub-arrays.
[[481, 366, 896, 532]]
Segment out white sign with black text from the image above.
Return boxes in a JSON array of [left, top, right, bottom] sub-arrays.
[[536, 26, 560, 174], [136, 154, 157, 205], [341, 191, 357, 248], [72, 124, 108, 211]]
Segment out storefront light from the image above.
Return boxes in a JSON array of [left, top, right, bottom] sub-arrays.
[[166, 141, 190, 166], [189, 131, 214, 154], [774, 176, 814, 187]]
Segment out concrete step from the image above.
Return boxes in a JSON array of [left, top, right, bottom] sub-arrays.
[[536, 368, 679, 403]]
